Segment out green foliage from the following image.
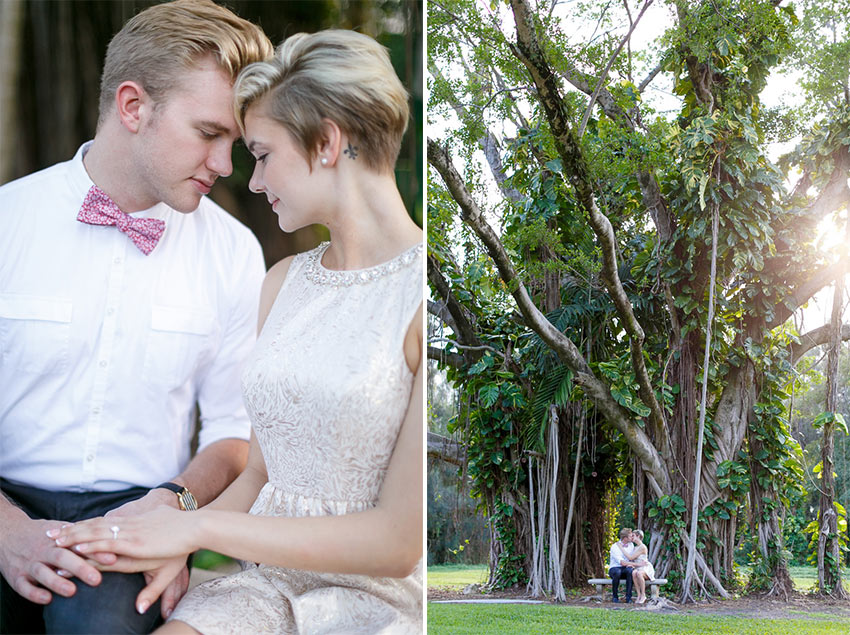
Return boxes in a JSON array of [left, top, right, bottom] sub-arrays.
[[429, 0, 850, 592], [647, 494, 687, 531], [784, 1, 850, 122], [491, 499, 527, 589], [716, 460, 749, 495], [803, 502, 849, 588], [813, 411, 849, 436]]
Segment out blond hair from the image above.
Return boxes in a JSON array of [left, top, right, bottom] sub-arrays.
[[619, 528, 632, 540], [98, 0, 272, 126], [633, 529, 644, 540], [234, 30, 410, 173]]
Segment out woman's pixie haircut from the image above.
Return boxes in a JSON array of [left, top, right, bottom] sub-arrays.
[[98, 0, 273, 127], [234, 30, 410, 173]]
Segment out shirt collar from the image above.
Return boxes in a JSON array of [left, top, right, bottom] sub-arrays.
[[66, 141, 96, 203]]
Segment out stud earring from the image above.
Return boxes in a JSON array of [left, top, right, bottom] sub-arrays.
[[320, 157, 328, 166]]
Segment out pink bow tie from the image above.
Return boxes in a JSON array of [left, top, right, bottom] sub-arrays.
[[77, 186, 166, 255]]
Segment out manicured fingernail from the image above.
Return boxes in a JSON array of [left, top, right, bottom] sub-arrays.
[[88, 573, 99, 584], [61, 523, 71, 529], [55, 536, 67, 546], [46, 529, 59, 538], [165, 608, 173, 618], [137, 601, 149, 614], [74, 543, 88, 552], [56, 569, 70, 577]]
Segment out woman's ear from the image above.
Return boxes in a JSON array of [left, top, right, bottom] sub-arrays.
[[114, 81, 151, 134], [316, 118, 343, 168]]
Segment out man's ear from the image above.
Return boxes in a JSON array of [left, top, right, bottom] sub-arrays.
[[316, 118, 343, 167], [114, 81, 151, 134]]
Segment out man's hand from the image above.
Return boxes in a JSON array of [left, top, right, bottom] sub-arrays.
[[0, 517, 111, 605], [146, 564, 189, 618], [105, 488, 179, 519], [104, 488, 187, 615]]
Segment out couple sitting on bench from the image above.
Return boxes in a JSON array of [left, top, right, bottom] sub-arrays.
[[608, 527, 655, 604]]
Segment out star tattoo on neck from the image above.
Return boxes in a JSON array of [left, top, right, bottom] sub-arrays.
[[343, 142, 359, 160]]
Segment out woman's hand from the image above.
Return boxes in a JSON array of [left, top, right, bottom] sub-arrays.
[[49, 506, 200, 561]]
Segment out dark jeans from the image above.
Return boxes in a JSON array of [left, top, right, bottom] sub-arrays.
[[608, 566, 633, 602], [0, 478, 163, 634]]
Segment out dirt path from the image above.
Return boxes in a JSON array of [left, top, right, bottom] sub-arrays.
[[428, 588, 850, 621]]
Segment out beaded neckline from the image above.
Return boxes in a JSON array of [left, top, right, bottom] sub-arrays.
[[304, 241, 422, 287]]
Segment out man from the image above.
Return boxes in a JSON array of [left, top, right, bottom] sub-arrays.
[[0, 1, 273, 632], [608, 528, 637, 603]]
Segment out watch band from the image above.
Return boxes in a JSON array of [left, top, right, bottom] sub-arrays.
[[155, 481, 198, 511]]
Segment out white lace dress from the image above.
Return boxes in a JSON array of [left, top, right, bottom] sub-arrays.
[[170, 242, 423, 634], [634, 553, 655, 580]]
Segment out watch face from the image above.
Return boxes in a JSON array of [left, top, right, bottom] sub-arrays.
[[179, 489, 198, 511]]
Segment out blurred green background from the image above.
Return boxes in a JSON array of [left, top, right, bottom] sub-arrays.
[[0, 0, 423, 265]]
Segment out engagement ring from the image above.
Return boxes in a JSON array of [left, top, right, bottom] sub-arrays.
[[111, 525, 120, 540]]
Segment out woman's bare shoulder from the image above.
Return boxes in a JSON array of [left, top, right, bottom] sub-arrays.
[[257, 255, 296, 333]]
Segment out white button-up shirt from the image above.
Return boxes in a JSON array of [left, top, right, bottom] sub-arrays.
[[609, 540, 635, 570], [0, 143, 265, 492]]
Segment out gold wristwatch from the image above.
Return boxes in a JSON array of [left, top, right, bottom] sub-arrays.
[[156, 481, 198, 511]]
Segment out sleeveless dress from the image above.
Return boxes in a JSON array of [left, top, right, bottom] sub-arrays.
[[635, 553, 655, 579], [170, 242, 423, 634]]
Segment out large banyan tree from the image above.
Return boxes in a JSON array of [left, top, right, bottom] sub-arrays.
[[427, 0, 850, 600]]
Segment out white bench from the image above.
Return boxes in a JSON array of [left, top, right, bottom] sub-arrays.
[[587, 577, 668, 601]]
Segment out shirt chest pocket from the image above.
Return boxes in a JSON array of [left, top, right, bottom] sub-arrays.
[[142, 306, 217, 389], [0, 294, 73, 374]]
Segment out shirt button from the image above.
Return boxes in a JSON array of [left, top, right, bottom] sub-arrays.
[[99, 360, 107, 367], [107, 308, 115, 315], [86, 454, 94, 462], [92, 407, 101, 415], [114, 257, 122, 264]]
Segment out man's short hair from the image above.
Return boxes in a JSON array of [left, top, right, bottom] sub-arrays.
[[98, 0, 273, 126], [619, 528, 632, 539], [234, 29, 410, 173]]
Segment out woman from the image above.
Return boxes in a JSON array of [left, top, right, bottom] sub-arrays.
[[53, 30, 423, 634], [628, 529, 655, 604]]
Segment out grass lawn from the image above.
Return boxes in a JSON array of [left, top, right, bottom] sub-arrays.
[[427, 604, 850, 634], [428, 564, 850, 633], [789, 566, 818, 592], [427, 563, 489, 589]]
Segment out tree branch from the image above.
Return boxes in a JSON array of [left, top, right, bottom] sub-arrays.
[[508, 0, 669, 453], [428, 136, 671, 493], [765, 258, 849, 330], [802, 145, 850, 221], [427, 253, 483, 348], [428, 345, 466, 369], [578, 0, 654, 138], [429, 62, 524, 203], [428, 432, 466, 467], [428, 299, 458, 334], [638, 60, 664, 92], [550, 25, 674, 240], [429, 337, 505, 358], [791, 325, 850, 361]]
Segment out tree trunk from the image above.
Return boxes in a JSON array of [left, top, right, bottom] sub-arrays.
[[748, 420, 794, 599], [819, 237, 848, 598], [0, 0, 24, 184]]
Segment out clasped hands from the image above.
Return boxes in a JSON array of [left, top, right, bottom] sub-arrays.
[[47, 503, 197, 616]]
